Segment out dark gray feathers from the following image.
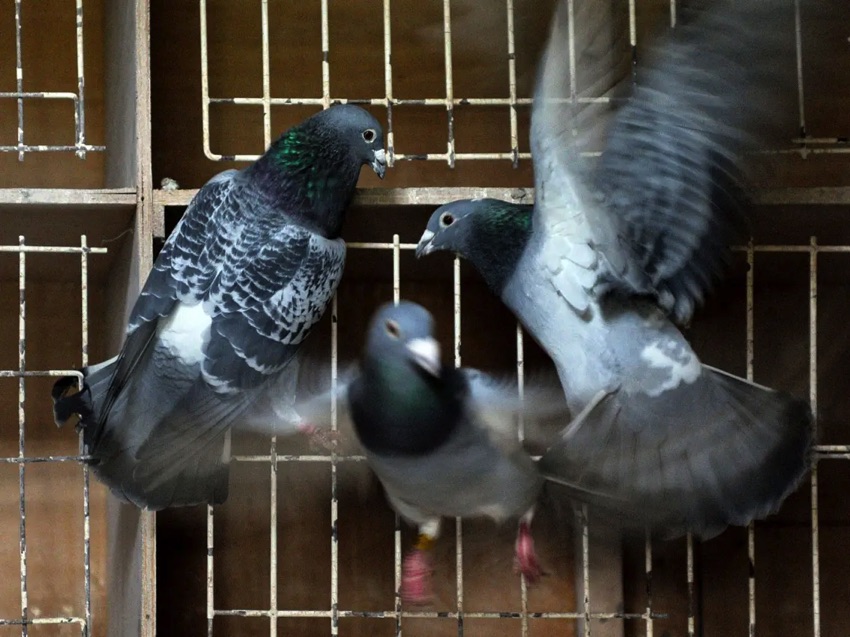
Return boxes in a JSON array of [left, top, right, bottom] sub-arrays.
[[53, 105, 385, 509], [533, 0, 795, 323]]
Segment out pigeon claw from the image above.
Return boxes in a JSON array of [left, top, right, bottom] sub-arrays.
[[513, 521, 543, 583], [401, 548, 435, 605], [297, 423, 340, 452]]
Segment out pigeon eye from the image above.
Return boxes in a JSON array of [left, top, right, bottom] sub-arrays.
[[440, 213, 455, 228], [362, 128, 376, 143], [385, 320, 401, 339]]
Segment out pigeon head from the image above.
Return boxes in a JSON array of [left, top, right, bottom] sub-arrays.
[[416, 198, 534, 295], [366, 301, 441, 378], [253, 105, 387, 238], [312, 105, 387, 179], [351, 300, 466, 457]]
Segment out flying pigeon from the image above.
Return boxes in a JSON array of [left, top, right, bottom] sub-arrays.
[[52, 105, 387, 510], [416, 0, 813, 538], [297, 301, 570, 603]]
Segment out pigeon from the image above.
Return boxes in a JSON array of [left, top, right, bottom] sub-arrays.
[[52, 105, 387, 510], [416, 0, 813, 538], [297, 301, 570, 603]]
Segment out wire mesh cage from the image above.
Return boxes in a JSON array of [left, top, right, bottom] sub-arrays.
[[1, 0, 849, 636], [0, 0, 112, 189]]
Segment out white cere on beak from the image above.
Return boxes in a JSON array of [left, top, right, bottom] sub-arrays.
[[406, 337, 441, 377], [416, 229, 435, 257], [371, 148, 387, 178]]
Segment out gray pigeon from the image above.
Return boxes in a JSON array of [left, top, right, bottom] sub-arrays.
[[416, 0, 813, 538], [52, 105, 386, 510], [301, 301, 567, 603]]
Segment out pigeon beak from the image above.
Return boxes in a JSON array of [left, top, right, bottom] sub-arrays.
[[406, 337, 441, 377], [415, 229, 435, 258], [370, 148, 387, 179]]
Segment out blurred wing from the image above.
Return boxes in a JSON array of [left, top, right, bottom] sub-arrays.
[[538, 367, 813, 538], [463, 368, 570, 454], [532, 0, 795, 323]]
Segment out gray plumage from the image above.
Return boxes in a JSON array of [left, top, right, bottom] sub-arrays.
[[297, 301, 566, 598], [417, 0, 812, 538], [52, 105, 386, 510], [328, 301, 544, 527]]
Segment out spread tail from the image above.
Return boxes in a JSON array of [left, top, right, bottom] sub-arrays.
[[539, 366, 814, 539]]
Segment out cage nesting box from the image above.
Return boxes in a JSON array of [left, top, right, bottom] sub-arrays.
[[0, 0, 848, 636]]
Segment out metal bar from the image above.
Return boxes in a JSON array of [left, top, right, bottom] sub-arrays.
[[687, 534, 696, 637], [207, 504, 215, 636], [157, 185, 850, 208], [746, 242, 756, 637], [453, 255, 463, 635], [794, 0, 807, 137], [0, 455, 94, 464], [391, 235, 402, 636], [809, 237, 820, 637], [209, 609, 662, 620], [0, 91, 83, 100], [18, 236, 29, 636], [80, 235, 92, 636], [233, 454, 368, 463], [15, 0, 24, 160], [75, 0, 87, 158], [516, 323, 529, 636], [506, 0, 520, 167], [0, 617, 87, 626], [320, 0, 330, 109], [229, 446, 850, 464], [200, 0, 214, 161], [645, 535, 653, 637], [581, 506, 591, 637], [382, 0, 395, 166], [0, 370, 87, 378], [260, 0, 271, 148], [201, 144, 850, 163], [442, 0, 455, 168], [0, 246, 107, 254], [330, 294, 340, 636], [269, 433, 278, 637], [567, 0, 577, 108]]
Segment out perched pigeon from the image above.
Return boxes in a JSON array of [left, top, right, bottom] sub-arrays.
[[416, 0, 813, 538], [299, 301, 569, 603], [52, 105, 386, 510]]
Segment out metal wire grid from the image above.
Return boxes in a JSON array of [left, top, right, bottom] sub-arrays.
[[1, 0, 105, 159], [202, 237, 846, 636], [199, 0, 848, 166], [0, 237, 106, 635]]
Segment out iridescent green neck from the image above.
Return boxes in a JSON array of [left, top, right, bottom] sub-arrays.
[[351, 354, 463, 456], [249, 123, 359, 238], [467, 202, 533, 295]]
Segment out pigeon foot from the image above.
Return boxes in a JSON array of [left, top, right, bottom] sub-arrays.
[[297, 423, 339, 452], [401, 547, 434, 605], [514, 520, 542, 583]]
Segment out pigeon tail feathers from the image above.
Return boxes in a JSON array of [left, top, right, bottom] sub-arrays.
[[539, 366, 813, 539]]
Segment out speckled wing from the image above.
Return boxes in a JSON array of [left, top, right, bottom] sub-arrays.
[[84, 168, 346, 508], [131, 224, 345, 485], [202, 226, 345, 393], [92, 169, 241, 441], [532, 0, 794, 323]]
